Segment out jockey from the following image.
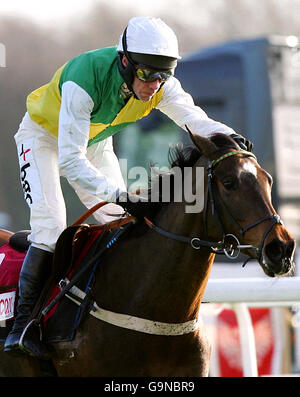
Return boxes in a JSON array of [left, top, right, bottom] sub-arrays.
[[4, 16, 253, 359]]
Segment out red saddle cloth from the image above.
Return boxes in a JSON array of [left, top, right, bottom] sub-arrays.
[[0, 243, 26, 335], [0, 225, 105, 343], [43, 227, 104, 343], [43, 228, 103, 323]]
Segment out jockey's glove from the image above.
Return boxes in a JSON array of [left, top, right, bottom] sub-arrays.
[[116, 192, 152, 220], [230, 133, 254, 152]]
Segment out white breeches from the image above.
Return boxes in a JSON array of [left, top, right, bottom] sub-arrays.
[[15, 113, 126, 252]]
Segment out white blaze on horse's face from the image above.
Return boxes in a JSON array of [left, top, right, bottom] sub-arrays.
[[241, 159, 257, 178]]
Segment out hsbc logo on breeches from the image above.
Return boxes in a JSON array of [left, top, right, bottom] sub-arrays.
[[19, 144, 33, 205], [20, 163, 33, 204]]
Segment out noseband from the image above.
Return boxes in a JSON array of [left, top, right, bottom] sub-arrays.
[[144, 149, 283, 265]]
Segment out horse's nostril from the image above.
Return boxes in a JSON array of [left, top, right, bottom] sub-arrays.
[[264, 238, 295, 275], [265, 239, 284, 262], [266, 239, 295, 260]]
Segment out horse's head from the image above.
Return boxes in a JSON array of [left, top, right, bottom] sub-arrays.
[[188, 128, 296, 277]]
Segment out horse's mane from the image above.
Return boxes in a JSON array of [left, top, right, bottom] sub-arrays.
[[169, 133, 238, 170], [128, 133, 238, 234]]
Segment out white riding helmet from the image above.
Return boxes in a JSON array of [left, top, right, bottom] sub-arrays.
[[117, 16, 181, 60], [117, 17, 181, 96]]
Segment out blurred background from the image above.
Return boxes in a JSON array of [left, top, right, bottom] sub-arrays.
[[1, 0, 300, 376]]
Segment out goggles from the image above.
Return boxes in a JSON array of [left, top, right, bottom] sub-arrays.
[[135, 67, 173, 82]]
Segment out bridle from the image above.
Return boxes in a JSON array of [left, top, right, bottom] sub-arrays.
[[144, 149, 283, 265]]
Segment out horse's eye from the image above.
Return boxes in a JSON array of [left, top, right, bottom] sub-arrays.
[[222, 178, 238, 191]]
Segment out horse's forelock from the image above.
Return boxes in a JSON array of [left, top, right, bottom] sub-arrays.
[[168, 145, 201, 169], [168, 134, 239, 170]]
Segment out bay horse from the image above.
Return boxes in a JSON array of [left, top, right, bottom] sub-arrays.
[[0, 131, 295, 377]]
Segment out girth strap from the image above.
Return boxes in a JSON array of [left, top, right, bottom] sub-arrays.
[[60, 279, 201, 336]]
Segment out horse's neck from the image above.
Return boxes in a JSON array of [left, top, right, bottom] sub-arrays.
[[97, 202, 215, 323], [151, 203, 215, 319]]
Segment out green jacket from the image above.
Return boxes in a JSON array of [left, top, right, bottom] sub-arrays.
[[27, 46, 163, 146]]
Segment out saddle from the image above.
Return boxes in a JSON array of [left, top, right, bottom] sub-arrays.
[[0, 202, 135, 344]]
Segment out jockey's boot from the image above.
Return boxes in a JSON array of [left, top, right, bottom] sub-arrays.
[[4, 245, 53, 359]]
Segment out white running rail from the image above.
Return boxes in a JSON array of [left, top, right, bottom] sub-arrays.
[[202, 277, 300, 376]]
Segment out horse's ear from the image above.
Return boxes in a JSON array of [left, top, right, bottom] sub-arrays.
[[185, 125, 218, 157]]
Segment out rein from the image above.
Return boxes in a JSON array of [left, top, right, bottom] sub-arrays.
[[144, 217, 224, 252], [144, 149, 282, 264]]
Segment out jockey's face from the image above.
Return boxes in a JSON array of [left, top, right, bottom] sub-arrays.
[[132, 74, 161, 102], [122, 55, 163, 102]]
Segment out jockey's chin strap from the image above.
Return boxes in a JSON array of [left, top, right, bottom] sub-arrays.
[[144, 150, 283, 266]]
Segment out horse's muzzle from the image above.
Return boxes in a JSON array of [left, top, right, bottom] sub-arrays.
[[261, 238, 296, 277]]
